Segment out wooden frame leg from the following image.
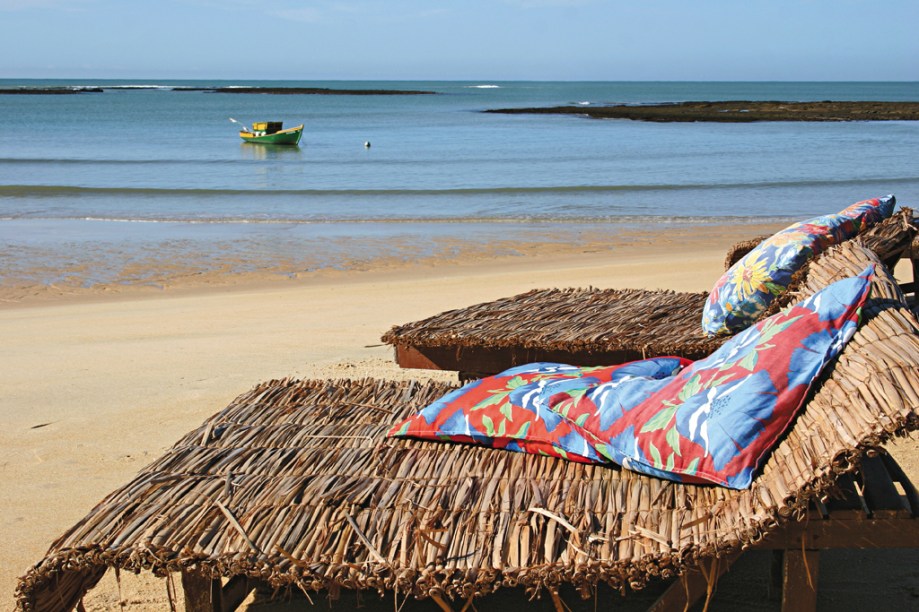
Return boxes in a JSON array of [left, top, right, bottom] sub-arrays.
[[781, 550, 820, 612], [181, 572, 255, 612], [649, 553, 740, 611], [769, 550, 784, 600], [182, 571, 224, 612]]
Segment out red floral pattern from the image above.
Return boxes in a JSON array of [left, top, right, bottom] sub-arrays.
[[391, 268, 874, 488]]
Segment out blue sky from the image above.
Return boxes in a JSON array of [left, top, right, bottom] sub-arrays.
[[2, 0, 917, 80]]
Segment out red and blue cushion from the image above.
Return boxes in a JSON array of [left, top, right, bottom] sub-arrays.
[[388, 359, 689, 464], [701, 196, 893, 337], [390, 267, 874, 488]]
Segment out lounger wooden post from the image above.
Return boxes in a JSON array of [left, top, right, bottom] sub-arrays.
[[651, 454, 919, 612], [647, 552, 740, 612], [222, 576, 256, 611], [651, 548, 823, 612], [780, 549, 819, 612], [181, 571, 222, 612], [181, 572, 254, 612]]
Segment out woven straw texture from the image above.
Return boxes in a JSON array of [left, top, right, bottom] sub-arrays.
[[382, 210, 916, 364], [383, 286, 725, 360], [16, 240, 919, 611]]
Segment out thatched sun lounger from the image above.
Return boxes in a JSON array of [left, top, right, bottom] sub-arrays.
[[15, 241, 919, 611], [383, 209, 918, 379]]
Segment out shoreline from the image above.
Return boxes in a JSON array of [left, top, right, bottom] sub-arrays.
[[0, 221, 787, 310]]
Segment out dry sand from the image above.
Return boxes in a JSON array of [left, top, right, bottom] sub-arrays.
[[2, 227, 916, 610]]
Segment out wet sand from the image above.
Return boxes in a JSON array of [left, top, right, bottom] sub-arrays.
[[0, 223, 781, 308], [2, 226, 916, 610]]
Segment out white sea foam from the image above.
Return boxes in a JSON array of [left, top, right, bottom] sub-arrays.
[[468, 84, 500, 89]]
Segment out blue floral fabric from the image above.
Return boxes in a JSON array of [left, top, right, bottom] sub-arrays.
[[701, 195, 894, 337], [388, 359, 689, 464], [392, 268, 874, 488]]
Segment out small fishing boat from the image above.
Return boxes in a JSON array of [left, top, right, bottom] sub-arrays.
[[233, 119, 303, 145]]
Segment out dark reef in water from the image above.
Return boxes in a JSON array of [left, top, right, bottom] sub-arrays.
[[180, 87, 437, 95], [0, 87, 103, 95], [0, 86, 435, 96], [485, 101, 919, 122]]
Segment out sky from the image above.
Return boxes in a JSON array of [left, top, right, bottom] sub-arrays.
[[1, 0, 917, 81]]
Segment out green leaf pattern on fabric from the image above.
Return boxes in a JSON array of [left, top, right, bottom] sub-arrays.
[[481, 414, 495, 436], [640, 403, 677, 433], [649, 441, 662, 468], [666, 425, 681, 457]]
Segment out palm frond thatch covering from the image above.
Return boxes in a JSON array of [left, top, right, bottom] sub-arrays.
[[722, 234, 771, 270], [382, 286, 725, 360], [856, 208, 918, 268], [16, 240, 919, 611], [382, 210, 916, 368]]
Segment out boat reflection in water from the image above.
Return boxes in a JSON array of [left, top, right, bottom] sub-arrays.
[[239, 141, 304, 161]]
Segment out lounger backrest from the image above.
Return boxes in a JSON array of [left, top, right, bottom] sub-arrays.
[[756, 208, 916, 320], [755, 240, 919, 512]]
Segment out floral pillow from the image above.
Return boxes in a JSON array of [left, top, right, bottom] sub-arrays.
[[565, 265, 874, 488], [702, 195, 894, 337], [390, 268, 873, 489], [388, 358, 688, 464]]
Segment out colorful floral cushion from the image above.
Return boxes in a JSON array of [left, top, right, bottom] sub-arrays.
[[579, 265, 874, 488], [702, 195, 894, 337], [390, 268, 874, 489], [388, 358, 689, 464]]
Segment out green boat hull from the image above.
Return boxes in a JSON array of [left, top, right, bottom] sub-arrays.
[[240, 125, 303, 145]]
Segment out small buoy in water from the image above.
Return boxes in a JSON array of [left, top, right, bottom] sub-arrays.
[[364, 141, 371, 148]]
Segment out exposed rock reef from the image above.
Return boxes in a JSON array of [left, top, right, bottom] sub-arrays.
[[0, 86, 434, 95], [184, 87, 436, 95], [0, 87, 103, 94], [486, 100, 919, 122]]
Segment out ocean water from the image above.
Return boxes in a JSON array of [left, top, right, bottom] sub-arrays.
[[1, 80, 917, 291]]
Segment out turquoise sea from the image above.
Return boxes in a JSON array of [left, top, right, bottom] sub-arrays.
[[1, 80, 917, 291]]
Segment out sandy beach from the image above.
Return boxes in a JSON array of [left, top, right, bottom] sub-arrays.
[[3, 225, 917, 610]]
